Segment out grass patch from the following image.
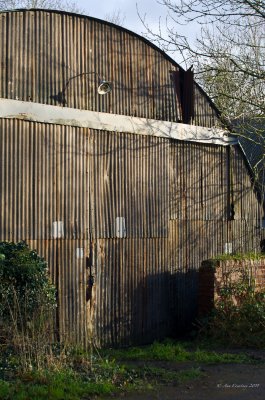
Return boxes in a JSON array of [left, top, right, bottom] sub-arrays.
[[0, 344, 203, 400], [212, 252, 265, 261], [176, 367, 203, 383], [104, 340, 253, 364], [0, 369, 117, 400], [0, 359, 139, 400], [0, 338, 256, 399], [139, 365, 202, 384]]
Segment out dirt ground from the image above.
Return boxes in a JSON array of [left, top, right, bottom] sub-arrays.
[[107, 351, 265, 400], [118, 364, 265, 400]]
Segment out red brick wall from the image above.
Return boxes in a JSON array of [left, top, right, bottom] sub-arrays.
[[198, 257, 265, 317]]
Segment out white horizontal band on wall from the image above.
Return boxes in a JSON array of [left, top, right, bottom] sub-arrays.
[[0, 98, 237, 146]]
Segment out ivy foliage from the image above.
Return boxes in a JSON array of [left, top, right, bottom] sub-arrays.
[[200, 267, 265, 347], [0, 241, 56, 325]]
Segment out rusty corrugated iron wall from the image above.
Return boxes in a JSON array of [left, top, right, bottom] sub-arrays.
[[0, 119, 91, 344], [0, 119, 89, 241], [0, 117, 263, 345], [0, 10, 263, 346], [0, 9, 219, 127]]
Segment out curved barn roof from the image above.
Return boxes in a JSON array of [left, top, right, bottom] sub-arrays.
[[3, 6, 218, 116], [0, 9, 221, 125], [0, 9, 240, 145]]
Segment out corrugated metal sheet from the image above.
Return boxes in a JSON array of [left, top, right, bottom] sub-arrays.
[[27, 239, 89, 345], [94, 238, 173, 346], [231, 145, 261, 221], [0, 117, 263, 345], [237, 120, 265, 193], [89, 131, 170, 239], [0, 9, 219, 127], [0, 119, 89, 241], [170, 142, 227, 221], [0, 9, 263, 345]]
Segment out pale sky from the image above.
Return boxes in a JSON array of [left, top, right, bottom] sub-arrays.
[[79, 0, 167, 35]]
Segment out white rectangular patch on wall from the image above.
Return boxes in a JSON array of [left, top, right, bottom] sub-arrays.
[[76, 248, 84, 259], [52, 221, 64, 239], [116, 217, 126, 238], [224, 242, 232, 254]]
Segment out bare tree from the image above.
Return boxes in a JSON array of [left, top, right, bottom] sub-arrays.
[[0, 0, 84, 13], [139, 0, 265, 195], [139, 0, 264, 116], [105, 8, 126, 26], [196, 20, 265, 121]]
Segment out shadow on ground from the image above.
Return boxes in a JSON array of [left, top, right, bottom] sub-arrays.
[[106, 351, 265, 400]]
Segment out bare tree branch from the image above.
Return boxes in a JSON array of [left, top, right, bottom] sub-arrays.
[[140, 0, 265, 192], [0, 0, 84, 13]]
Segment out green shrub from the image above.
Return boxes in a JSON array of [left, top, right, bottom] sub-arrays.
[[0, 241, 56, 370], [0, 241, 56, 326], [200, 267, 265, 347]]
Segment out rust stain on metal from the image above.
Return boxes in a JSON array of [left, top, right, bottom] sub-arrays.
[[0, 9, 264, 346]]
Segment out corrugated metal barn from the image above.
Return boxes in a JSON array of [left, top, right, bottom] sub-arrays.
[[0, 9, 264, 346]]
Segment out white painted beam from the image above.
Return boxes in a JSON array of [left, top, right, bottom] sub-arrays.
[[0, 98, 237, 146]]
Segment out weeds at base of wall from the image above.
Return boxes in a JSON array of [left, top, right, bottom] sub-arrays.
[[2, 337, 256, 400], [0, 348, 144, 400], [212, 252, 265, 261], [0, 241, 58, 372], [1, 242, 264, 398], [0, 241, 203, 399], [198, 266, 265, 348], [0, 341, 207, 400], [1, 336, 260, 400]]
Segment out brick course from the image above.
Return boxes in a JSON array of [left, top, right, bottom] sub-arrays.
[[198, 257, 265, 316]]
